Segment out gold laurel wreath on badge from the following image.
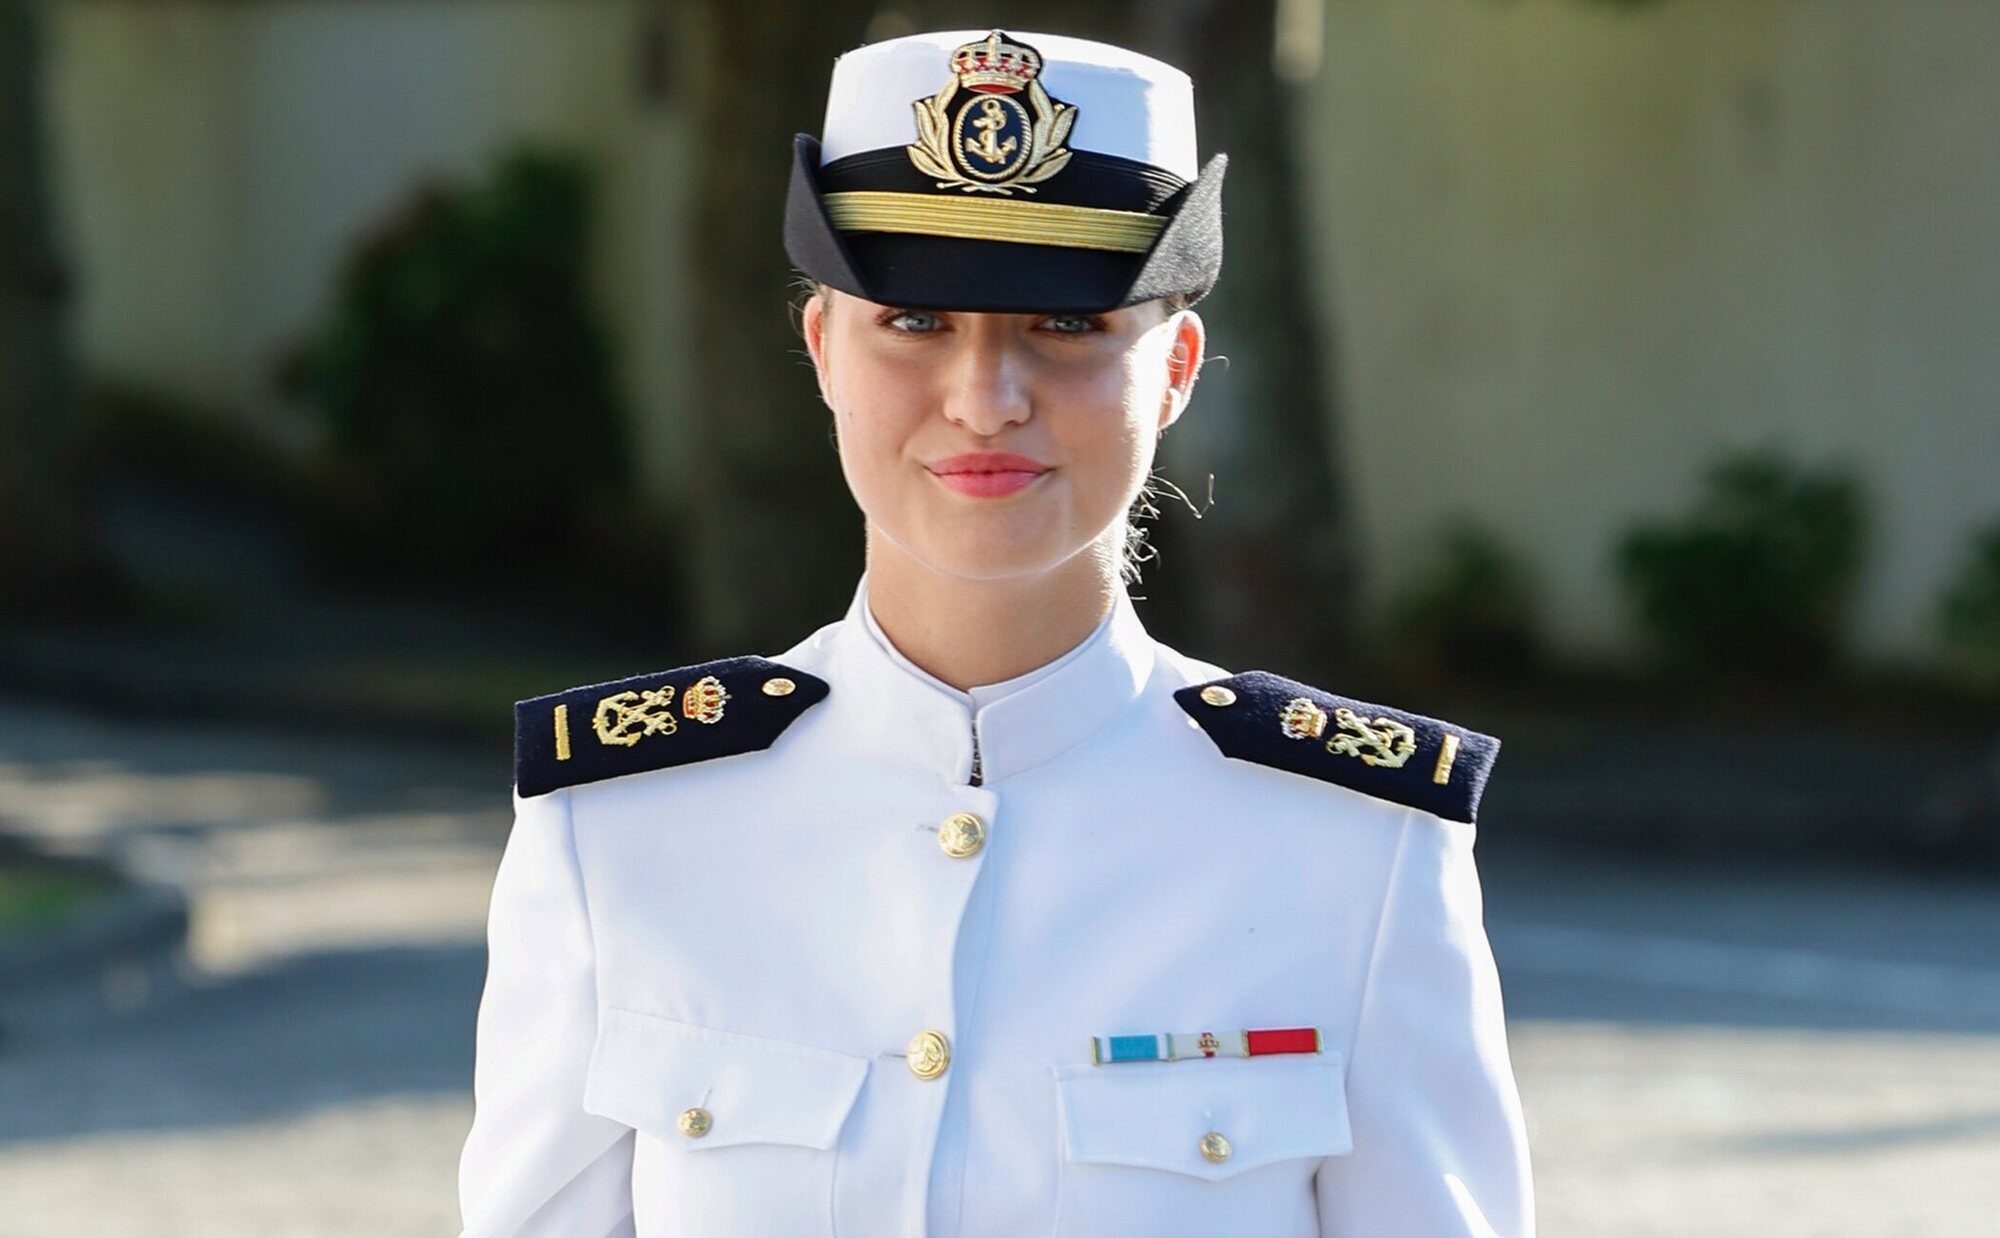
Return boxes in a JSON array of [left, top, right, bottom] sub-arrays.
[[907, 33, 1077, 195]]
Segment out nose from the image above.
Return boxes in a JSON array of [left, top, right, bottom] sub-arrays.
[[939, 329, 1032, 436]]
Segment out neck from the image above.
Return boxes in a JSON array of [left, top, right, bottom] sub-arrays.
[[863, 528, 1120, 692]]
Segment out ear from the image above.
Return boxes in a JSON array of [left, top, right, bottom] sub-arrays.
[[1157, 309, 1206, 433], [802, 292, 833, 407]]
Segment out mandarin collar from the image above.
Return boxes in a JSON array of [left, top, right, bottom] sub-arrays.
[[822, 574, 1156, 786]]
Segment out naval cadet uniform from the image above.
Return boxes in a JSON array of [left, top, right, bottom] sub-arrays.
[[458, 27, 1534, 1238]]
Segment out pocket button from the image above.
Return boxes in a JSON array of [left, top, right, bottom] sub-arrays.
[[908, 1029, 952, 1080], [1198, 1130, 1232, 1164]]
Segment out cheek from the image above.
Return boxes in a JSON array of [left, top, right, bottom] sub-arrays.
[[830, 376, 927, 508], [1113, 352, 1169, 468], [1049, 376, 1157, 513]]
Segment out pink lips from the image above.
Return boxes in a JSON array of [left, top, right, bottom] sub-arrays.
[[927, 451, 1052, 499]]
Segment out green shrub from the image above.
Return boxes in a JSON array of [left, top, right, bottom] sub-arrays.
[[1385, 518, 1541, 678], [1939, 519, 2000, 689], [0, 864, 118, 935], [1614, 450, 1865, 676], [280, 144, 631, 577], [86, 379, 313, 518]]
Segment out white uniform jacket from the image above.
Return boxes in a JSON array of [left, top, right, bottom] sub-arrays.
[[459, 578, 1534, 1237]]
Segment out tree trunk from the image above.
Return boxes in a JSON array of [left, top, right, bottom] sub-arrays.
[[673, 0, 876, 652], [0, 0, 101, 613], [1143, 0, 1358, 678]]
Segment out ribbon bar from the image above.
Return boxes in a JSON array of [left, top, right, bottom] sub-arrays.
[[1090, 1027, 1321, 1065]]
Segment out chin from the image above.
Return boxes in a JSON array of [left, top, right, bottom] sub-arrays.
[[869, 491, 1121, 583], [878, 515, 1065, 582], [912, 543, 1072, 583], [918, 521, 1131, 585]]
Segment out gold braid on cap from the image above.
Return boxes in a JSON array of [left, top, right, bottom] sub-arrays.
[[822, 192, 1164, 252]]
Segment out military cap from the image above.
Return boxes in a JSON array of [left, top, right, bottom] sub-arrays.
[[785, 28, 1227, 313]]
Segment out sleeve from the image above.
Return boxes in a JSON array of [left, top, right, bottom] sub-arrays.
[[1314, 809, 1535, 1237], [458, 787, 637, 1238]]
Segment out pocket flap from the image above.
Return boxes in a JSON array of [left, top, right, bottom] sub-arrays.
[[1055, 1054, 1351, 1181], [583, 1007, 869, 1150]]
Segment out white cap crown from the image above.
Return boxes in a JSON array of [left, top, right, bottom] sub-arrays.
[[818, 29, 1197, 180]]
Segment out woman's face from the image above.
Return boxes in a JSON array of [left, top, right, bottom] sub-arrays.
[[802, 288, 1204, 584]]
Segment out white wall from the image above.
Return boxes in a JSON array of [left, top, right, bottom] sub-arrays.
[[1309, 0, 2000, 659], [47, 3, 240, 414]]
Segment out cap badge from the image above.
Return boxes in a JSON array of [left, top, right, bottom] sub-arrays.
[[908, 31, 1076, 195]]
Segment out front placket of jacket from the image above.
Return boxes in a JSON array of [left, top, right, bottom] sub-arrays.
[[819, 628, 996, 1238]]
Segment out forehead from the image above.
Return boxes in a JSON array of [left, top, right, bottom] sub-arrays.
[[823, 288, 1169, 320]]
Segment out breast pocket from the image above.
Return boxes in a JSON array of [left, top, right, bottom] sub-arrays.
[[583, 1006, 869, 1237], [1053, 1054, 1351, 1238]]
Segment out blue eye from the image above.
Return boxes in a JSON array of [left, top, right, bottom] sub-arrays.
[[884, 309, 942, 333], [877, 309, 1102, 335]]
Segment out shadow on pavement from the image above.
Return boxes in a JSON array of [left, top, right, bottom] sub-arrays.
[[0, 941, 485, 1146]]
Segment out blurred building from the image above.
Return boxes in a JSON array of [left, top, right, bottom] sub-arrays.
[[46, 0, 2000, 659], [46, 0, 700, 502], [1312, 0, 2000, 660]]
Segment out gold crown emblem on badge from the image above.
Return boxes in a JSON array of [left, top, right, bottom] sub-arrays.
[[950, 31, 1041, 93], [680, 675, 730, 725], [1279, 697, 1330, 741]]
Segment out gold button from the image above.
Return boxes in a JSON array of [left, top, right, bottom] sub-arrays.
[[761, 677, 796, 697], [907, 1029, 951, 1080], [1199, 1130, 1232, 1164], [1199, 685, 1237, 708], [938, 812, 987, 859], [678, 1107, 712, 1138]]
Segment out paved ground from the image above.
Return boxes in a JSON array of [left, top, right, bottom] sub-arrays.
[[1, 698, 1996, 1236]]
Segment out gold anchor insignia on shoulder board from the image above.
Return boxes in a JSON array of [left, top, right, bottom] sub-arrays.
[[907, 31, 1076, 195], [1327, 707, 1417, 769], [1278, 697, 1417, 770], [593, 685, 679, 747]]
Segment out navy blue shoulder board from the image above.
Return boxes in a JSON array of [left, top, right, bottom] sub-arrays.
[[514, 655, 829, 798], [1174, 670, 1498, 824]]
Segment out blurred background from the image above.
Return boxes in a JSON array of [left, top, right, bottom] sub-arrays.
[[2, 0, 1997, 1233]]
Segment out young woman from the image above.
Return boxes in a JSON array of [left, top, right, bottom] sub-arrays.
[[458, 28, 1532, 1238]]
